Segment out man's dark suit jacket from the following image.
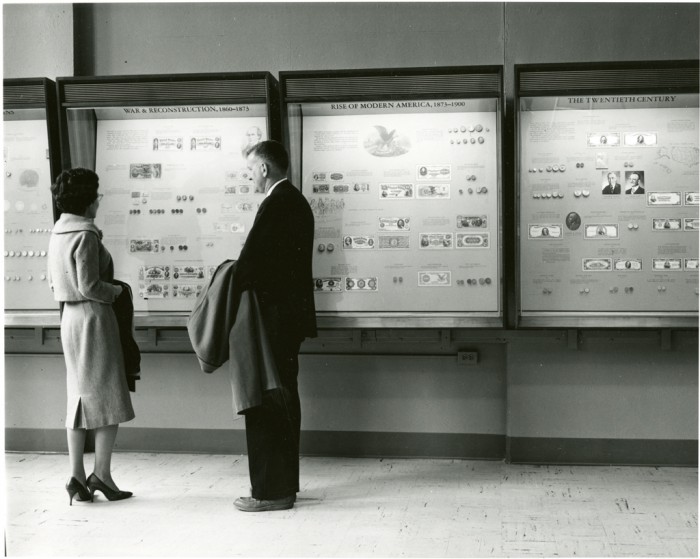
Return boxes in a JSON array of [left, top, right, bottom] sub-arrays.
[[235, 180, 317, 341], [602, 183, 621, 195]]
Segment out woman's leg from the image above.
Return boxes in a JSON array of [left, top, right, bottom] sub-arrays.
[[92, 424, 120, 489], [66, 428, 87, 484]]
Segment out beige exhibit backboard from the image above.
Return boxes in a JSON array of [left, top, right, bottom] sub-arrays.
[[296, 98, 501, 319], [518, 93, 699, 319], [89, 104, 269, 312], [4, 109, 56, 310]]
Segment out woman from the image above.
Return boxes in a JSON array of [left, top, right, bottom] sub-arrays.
[[47, 168, 135, 505]]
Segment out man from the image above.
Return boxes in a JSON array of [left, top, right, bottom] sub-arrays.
[[233, 140, 317, 512], [625, 172, 645, 194], [602, 172, 621, 195]]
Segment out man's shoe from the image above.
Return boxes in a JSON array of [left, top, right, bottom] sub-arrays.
[[234, 495, 295, 512]]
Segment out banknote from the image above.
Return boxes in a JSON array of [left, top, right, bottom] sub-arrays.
[[352, 183, 371, 193], [685, 259, 699, 270], [313, 278, 343, 292], [418, 271, 451, 287], [684, 218, 699, 231], [648, 192, 682, 206], [130, 239, 160, 253], [138, 265, 170, 280], [652, 218, 682, 231], [419, 232, 453, 249], [456, 232, 489, 248], [173, 265, 205, 280], [190, 136, 221, 151], [378, 235, 410, 249], [652, 258, 682, 271], [685, 192, 700, 206], [343, 235, 375, 249], [417, 184, 450, 199], [139, 282, 169, 299], [380, 183, 414, 198], [312, 184, 330, 194], [528, 225, 562, 239], [614, 259, 643, 271], [130, 163, 161, 179], [582, 258, 612, 271], [236, 202, 255, 212], [152, 137, 183, 151], [416, 165, 451, 181], [624, 132, 657, 146], [332, 184, 350, 194], [378, 217, 410, 231], [345, 277, 378, 291], [584, 224, 618, 239], [586, 133, 620, 147], [173, 284, 203, 299], [456, 215, 487, 228]]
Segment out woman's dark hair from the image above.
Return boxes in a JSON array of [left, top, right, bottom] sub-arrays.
[[51, 168, 99, 215]]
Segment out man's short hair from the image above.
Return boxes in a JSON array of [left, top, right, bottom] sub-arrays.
[[246, 140, 289, 173]]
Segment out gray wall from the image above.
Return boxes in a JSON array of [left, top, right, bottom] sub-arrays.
[[4, 2, 698, 462]]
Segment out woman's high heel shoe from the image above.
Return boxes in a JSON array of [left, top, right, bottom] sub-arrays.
[[66, 477, 92, 506], [86, 473, 133, 501]]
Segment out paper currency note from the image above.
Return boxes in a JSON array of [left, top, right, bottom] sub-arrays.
[[419, 232, 453, 249], [652, 218, 682, 231], [582, 258, 612, 271], [380, 183, 414, 198], [139, 265, 170, 280], [652, 258, 682, 271], [130, 239, 160, 253], [584, 224, 619, 239], [528, 225, 562, 239], [456, 232, 489, 248], [417, 184, 450, 199], [378, 235, 410, 249], [379, 217, 410, 231], [343, 235, 375, 249], [456, 215, 487, 228], [648, 192, 682, 206], [314, 278, 343, 292], [418, 271, 451, 287], [614, 259, 643, 271], [587, 133, 620, 147]]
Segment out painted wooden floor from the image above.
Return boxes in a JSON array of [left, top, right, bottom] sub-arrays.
[[5, 452, 697, 557]]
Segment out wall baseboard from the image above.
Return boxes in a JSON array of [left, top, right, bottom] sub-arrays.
[[5, 428, 697, 466], [6, 428, 503, 459], [507, 436, 698, 467]]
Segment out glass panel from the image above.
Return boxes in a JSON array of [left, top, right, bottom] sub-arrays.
[[518, 93, 699, 314], [66, 103, 269, 312], [288, 98, 501, 315], [4, 108, 56, 310]]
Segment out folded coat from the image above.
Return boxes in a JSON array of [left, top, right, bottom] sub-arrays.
[[187, 260, 280, 414], [111, 280, 141, 392]]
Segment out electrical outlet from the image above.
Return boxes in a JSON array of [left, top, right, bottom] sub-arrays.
[[457, 351, 478, 365]]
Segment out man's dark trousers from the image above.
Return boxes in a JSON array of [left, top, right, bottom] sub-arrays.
[[244, 321, 303, 500]]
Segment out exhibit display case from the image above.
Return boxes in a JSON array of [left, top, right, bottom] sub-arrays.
[[4, 78, 62, 324], [516, 61, 699, 327], [56, 73, 279, 325], [281, 67, 504, 327]]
